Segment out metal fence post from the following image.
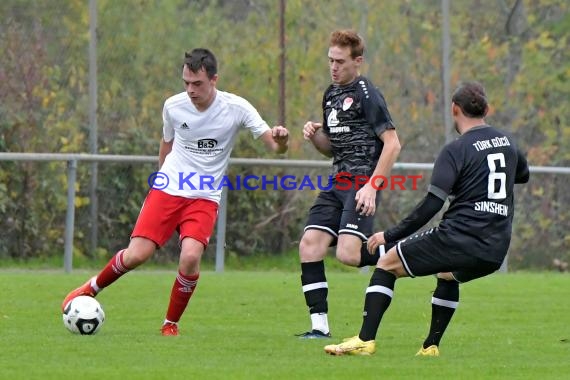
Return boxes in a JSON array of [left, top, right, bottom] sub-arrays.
[[64, 159, 77, 273], [215, 187, 228, 273]]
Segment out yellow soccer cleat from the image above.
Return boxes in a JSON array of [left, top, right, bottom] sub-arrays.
[[416, 345, 440, 357], [324, 335, 376, 356]]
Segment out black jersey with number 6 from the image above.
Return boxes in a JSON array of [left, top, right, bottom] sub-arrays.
[[321, 75, 395, 180], [428, 125, 529, 263]]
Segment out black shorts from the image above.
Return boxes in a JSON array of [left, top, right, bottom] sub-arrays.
[[396, 227, 503, 283], [304, 187, 381, 246]]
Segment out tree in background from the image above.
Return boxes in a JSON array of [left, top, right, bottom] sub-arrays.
[[0, 0, 567, 269]]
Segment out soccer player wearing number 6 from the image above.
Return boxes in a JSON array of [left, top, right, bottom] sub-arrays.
[[324, 81, 529, 356]]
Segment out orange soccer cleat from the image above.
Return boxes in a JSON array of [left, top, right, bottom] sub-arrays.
[[161, 322, 179, 336], [61, 277, 98, 312]]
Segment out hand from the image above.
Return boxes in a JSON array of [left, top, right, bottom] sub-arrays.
[[271, 125, 289, 145], [355, 183, 377, 216], [367, 231, 385, 255], [303, 121, 322, 140]]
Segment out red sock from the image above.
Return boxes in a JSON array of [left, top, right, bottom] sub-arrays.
[[165, 271, 199, 323], [95, 249, 131, 289]]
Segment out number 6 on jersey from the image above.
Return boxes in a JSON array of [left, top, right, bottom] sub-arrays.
[[487, 153, 506, 200]]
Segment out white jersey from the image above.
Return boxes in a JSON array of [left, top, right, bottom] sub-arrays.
[[160, 90, 270, 203]]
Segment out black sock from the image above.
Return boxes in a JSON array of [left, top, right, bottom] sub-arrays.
[[301, 261, 328, 315], [423, 278, 459, 348], [358, 242, 397, 267], [358, 268, 396, 341]]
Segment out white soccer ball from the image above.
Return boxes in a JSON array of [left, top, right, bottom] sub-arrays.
[[62, 296, 105, 335]]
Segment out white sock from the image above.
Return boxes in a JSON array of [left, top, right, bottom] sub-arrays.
[[90, 277, 101, 293], [310, 312, 329, 334], [379, 244, 386, 257]]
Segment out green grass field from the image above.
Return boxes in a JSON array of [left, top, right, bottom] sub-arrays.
[[1, 269, 569, 379]]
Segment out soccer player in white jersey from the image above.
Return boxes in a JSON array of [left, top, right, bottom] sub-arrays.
[[62, 48, 289, 336]]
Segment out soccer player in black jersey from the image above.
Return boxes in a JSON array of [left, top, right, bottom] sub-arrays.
[[324, 81, 530, 355], [297, 29, 402, 338]]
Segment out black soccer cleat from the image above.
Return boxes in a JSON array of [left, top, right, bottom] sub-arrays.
[[296, 329, 332, 339]]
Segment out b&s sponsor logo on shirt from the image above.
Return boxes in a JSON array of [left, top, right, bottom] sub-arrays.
[[184, 139, 224, 156]]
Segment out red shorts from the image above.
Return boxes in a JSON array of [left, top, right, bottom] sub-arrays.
[[131, 189, 219, 248]]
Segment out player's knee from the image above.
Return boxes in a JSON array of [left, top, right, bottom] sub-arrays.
[[436, 272, 456, 281], [376, 251, 407, 278], [299, 234, 326, 261], [124, 237, 156, 268], [298, 235, 312, 256], [123, 248, 151, 268], [179, 252, 201, 275], [335, 249, 351, 265], [335, 246, 359, 266]]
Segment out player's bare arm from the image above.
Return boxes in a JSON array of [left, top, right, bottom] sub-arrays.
[[261, 126, 289, 154], [303, 121, 332, 157], [355, 129, 401, 216], [158, 138, 174, 169]]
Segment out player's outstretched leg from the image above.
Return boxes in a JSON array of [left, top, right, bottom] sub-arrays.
[[61, 249, 131, 311], [417, 277, 459, 356], [324, 267, 396, 355]]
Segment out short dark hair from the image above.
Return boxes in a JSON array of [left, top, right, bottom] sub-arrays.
[[183, 48, 217, 79], [452, 81, 488, 118], [330, 29, 365, 59]]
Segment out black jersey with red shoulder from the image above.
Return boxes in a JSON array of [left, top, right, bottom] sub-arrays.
[[322, 75, 394, 179], [428, 125, 529, 262]]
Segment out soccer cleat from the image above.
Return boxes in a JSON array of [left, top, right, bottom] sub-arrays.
[[416, 345, 440, 357], [296, 329, 331, 339], [161, 322, 179, 336], [324, 335, 376, 356], [61, 276, 97, 312]]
